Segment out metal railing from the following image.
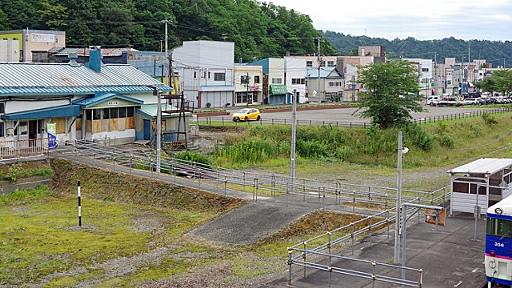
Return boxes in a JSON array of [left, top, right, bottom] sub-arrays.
[[0, 138, 49, 160], [57, 140, 448, 210], [198, 107, 512, 129]]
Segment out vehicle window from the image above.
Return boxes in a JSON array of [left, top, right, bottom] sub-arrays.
[[239, 109, 250, 113], [487, 218, 512, 238]]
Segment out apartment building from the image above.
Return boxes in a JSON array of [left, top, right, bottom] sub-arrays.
[[234, 64, 263, 106]]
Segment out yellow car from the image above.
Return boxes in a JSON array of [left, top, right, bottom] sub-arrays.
[[232, 108, 261, 122]]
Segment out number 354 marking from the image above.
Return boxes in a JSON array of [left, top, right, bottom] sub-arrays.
[[495, 242, 505, 248]]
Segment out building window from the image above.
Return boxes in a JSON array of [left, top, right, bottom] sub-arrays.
[[208, 72, 211, 79], [328, 61, 335, 67], [320, 61, 326, 67], [421, 67, 429, 72], [93, 109, 102, 120], [110, 108, 119, 119], [241, 75, 249, 84], [329, 82, 334, 87], [127, 107, 134, 117], [292, 78, 306, 85], [102, 108, 111, 119], [306, 61, 313, 67], [0, 103, 4, 114], [0, 122, 4, 137], [119, 107, 126, 118], [14, 121, 28, 135], [194, 71, 197, 79], [214, 73, 226, 81], [254, 75, 260, 84], [272, 78, 282, 84]]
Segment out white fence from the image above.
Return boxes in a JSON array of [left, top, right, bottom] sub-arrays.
[[0, 138, 49, 160]]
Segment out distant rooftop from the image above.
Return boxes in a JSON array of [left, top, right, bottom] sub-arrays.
[[49, 47, 138, 57]]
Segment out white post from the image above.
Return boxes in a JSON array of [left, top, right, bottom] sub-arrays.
[[290, 89, 297, 194], [394, 131, 403, 264], [77, 181, 82, 227]]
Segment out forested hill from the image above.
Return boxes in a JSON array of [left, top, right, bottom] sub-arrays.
[[323, 31, 512, 68], [0, 0, 336, 62]]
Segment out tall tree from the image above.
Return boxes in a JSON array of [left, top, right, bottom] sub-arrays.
[[358, 60, 422, 128]]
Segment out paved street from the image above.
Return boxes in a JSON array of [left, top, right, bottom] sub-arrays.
[[208, 106, 503, 124]]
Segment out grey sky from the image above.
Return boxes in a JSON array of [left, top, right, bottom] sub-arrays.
[[266, 0, 512, 40]]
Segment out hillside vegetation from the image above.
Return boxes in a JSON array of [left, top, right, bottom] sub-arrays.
[[323, 31, 512, 68], [0, 0, 335, 61]]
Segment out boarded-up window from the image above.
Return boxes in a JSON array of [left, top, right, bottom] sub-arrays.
[[54, 118, 66, 134]]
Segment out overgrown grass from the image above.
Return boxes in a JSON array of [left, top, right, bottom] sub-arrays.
[[0, 163, 53, 182], [210, 113, 512, 171], [0, 185, 217, 286]]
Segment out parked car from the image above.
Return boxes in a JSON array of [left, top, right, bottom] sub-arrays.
[[477, 98, 487, 105], [232, 108, 262, 122], [463, 98, 479, 105], [426, 95, 441, 106]]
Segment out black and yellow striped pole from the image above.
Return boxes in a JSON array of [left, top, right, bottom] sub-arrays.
[[77, 181, 82, 227]]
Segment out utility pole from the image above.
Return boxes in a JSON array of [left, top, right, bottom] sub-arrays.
[[468, 41, 471, 63], [156, 19, 170, 173], [317, 37, 321, 101], [393, 131, 404, 264], [289, 88, 297, 194], [246, 72, 250, 106]]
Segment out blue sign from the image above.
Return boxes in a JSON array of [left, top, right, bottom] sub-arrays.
[[48, 133, 58, 150]]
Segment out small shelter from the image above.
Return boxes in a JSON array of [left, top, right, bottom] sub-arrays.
[[135, 104, 191, 143], [447, 158, 512, 215]]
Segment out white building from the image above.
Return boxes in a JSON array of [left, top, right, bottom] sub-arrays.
[[234, 64, 263, 106], [173, 40, 235, 109], [306, 68, 344, 102], [284, 57, 307, 103], [404, 58, 434, 96]]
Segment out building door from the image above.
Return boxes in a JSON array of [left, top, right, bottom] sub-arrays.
[[143, 119, 151, 140], [28, 120, 38, 146]]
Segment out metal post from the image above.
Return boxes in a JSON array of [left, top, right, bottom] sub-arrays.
[[394, 131, 403, 264], [303, 241, 307, 278], [474, 184, 480, 240], [255, 178, 259, 202], [401, 205, 407, 281], [290, 89, 297, 194], [224, 176, 227, 196], [288, 249, 293, 285]]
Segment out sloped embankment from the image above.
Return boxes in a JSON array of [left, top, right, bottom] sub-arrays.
[[50, 158, 244, 213]]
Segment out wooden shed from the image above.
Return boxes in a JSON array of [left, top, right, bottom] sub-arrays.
[[447, 158, 512, 215]]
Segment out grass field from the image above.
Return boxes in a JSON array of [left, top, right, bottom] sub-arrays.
[[2, 160, 376, 287]]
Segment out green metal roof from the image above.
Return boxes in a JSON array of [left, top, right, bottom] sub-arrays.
[[2, 104, 81, 120], [137, 104, 191, 118], [0, 63, 171, 97]]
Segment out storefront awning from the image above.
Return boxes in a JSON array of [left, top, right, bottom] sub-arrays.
[[269, 85, 288, 95], [2, 104, 81, 121]]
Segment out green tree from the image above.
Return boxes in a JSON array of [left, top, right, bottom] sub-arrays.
[[358, 60, 422, 128], [477, 70, 512, 95], [0, 9, 7, 29]]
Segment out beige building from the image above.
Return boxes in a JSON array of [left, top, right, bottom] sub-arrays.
[[0, 29, 65, 62], [234, 64, 263, 106]]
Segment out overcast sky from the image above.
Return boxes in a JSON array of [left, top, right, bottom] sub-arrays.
[[266, 0, 512, 41]]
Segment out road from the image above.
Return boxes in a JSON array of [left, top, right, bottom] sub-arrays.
[[207, 106, 502, 124]]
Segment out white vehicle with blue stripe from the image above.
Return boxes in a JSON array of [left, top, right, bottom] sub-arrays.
[[486, 195, 512, 287]]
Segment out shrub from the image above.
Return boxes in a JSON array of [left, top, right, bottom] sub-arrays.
[[296, 140, 330, 158], [438, 134, 455, 149], [175, 151, 212, 168], [217, 138, 282, 164], [206, 102, 212, 108], [404, 124, 433, 151], [482, 113, 498, 125]]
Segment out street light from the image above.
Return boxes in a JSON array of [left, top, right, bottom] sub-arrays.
[[394, 130, 408, 264]]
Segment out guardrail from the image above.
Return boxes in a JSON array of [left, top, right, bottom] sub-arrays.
[[58, 140, 448, 211], [198, 107, 512, 129], [0, 138, 49, 160]]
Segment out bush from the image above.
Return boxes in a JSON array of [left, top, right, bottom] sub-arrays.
[[175, 151, 212, 168], [217, 138, 283, 164], [482, 113, 498, 125], [438, 134, 455, 149], [206, 102, 212, 108], [297, 140, 330, 158], [404, 124, 433, 151]]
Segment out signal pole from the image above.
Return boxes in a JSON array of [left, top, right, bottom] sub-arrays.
[[394, 131, 404, 264]]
